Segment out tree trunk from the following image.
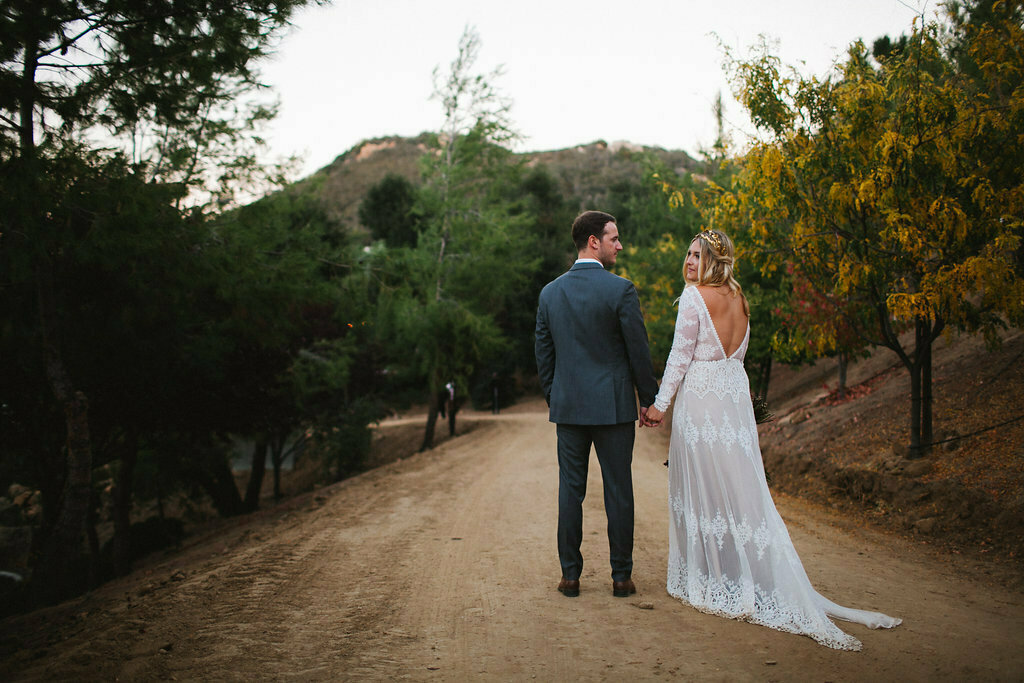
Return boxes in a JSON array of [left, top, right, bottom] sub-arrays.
[[270, 434, 286, 502], [420, 388, 441, 452], [435, 231, 449, 302], [110, 441, 139, 577], [754, 356, 772, 399], [907, 318, 925, 459], [244, 439, 268, 512], [32, 270, 94, 604], [32, 388, 93, 602], [193, 452, 244, 517], [22, 29, 93, 603], [86, 490, 101, 587], [922, 328, 934, 449]]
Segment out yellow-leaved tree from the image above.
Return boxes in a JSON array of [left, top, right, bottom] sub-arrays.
[[722, 0, 1024, 456]]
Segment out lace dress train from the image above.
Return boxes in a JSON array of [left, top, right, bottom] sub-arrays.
[[653, 286, 901, 651]]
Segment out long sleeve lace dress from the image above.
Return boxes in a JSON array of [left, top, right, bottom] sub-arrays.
[[652, 285, 901, 650]]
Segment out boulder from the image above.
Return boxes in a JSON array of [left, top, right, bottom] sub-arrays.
[[901, 459, 933, 478], [7, 483, 29, 499]]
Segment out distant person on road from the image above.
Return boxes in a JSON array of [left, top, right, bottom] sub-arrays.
[[490, 372, 500, 414], [534, 210, 659, 599], [442, 380, 456, 436], [643, 229, 902, 649]]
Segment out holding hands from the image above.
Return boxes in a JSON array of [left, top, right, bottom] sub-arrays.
[[640, 405, 664, 428]]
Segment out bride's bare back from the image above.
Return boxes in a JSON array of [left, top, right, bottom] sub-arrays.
[[696, 285, 748, 357]]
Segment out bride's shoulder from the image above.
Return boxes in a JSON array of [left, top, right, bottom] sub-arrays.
[[681, 284, 700, 299], [677, 285, 699, 306]]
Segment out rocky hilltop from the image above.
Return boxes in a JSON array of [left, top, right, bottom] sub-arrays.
[[296, 134, 700, 230]]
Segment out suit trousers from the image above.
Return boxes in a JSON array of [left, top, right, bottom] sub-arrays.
[[556, 422, 635, 582]]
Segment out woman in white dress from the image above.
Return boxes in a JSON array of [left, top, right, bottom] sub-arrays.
[[643, 229, 901, 651]]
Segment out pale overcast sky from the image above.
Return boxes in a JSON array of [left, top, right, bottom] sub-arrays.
[[261, 0, 931, 177]]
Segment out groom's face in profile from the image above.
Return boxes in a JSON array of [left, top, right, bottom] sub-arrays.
[[594, 222, 622, 268]]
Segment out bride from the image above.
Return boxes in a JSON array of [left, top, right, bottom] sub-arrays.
[[643, 229, 901, 651]]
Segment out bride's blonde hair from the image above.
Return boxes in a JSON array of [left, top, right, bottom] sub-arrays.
[[689, 229, 749, 317]]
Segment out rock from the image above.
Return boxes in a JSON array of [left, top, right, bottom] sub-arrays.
[[914, 517, 939, 534], [22, 502, 41, 522], [901, 459, 933, 478], [7, 484, 29, 499], [880, 475, 902, 496], [908, 485, 932, 503]]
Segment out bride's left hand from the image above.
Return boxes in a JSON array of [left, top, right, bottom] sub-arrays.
[[644, 406, 664, 427]]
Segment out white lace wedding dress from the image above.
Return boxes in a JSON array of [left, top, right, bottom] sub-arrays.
[[652, 285, 901, 650]]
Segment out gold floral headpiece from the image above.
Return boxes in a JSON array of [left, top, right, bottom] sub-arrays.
[[695, 230, 724, 255]]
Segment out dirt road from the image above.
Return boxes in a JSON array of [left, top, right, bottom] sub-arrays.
[[3, 399, 1023, 681]]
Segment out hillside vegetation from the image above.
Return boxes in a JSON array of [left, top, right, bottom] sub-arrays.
[[301, 134, 700, 234], [760, 327, 1024, 574]]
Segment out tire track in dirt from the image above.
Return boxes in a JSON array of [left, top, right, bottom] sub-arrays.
[[377, 415, 568, 679], [124, 479, 412, 680], [153, 462, 448, 680]]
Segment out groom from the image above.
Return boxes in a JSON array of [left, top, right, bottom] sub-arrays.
[[535, 210, 659, 598]]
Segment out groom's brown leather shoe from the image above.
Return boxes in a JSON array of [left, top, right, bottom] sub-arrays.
[[558, 578, 580, 597], [612, 579, 636, 597]]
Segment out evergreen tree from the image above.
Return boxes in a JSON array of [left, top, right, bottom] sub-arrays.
[[0, 0, 319, 603]]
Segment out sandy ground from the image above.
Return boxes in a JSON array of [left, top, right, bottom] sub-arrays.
[[2, 399, 1023, 681]]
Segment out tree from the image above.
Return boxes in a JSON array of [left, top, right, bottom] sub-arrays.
[[0, 0, 318, 603], [358, 172, 423, 247], [770, 262, 874, 397], [723, 0, 1024, 455], [406, 26, 539, 450]]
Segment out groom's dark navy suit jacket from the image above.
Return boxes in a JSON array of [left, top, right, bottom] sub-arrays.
[[535, 261, 659, 423]]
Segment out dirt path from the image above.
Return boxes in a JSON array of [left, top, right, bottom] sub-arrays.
[[3, 399, 1023, 681]]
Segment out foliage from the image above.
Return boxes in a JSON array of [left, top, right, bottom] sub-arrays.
[[720, 0, 1024, 453], [358, 172, 423, 247], [0, 0, 321, 604], [394, 26, 540, 449], [0, 0, 310, 209]]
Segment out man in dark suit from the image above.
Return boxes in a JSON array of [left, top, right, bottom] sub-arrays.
[[535, 210, 659, 598]]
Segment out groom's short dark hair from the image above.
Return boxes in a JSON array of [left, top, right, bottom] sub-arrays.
[[572, 210, 616, 251]]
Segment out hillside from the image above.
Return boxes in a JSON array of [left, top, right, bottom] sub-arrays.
[[758, 326, 1024, 573], [296, 134, 701, 231]]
